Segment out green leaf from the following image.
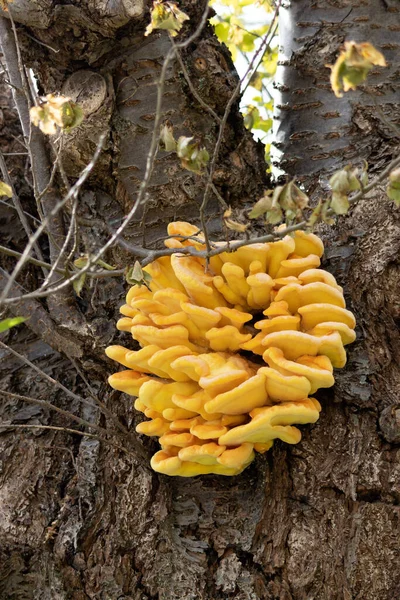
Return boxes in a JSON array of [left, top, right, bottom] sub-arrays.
[[73, 272, 87, 297], [262, 47, 278, 77], [254, 117, 273, 133], [63, 102, 84, 132], [126, 261, 152, 289], [330, 192, 350, 215], [176, 136, 209, 174], [249, 190, 274, 218], [0, 182, 12, 198], [0, 316, 26, 333], [213, 21, 230, 45], [95, 259, 116, 271], [160, 123, 177, 152], [387, 167, 400, 206], [248, 72, 263, 91]]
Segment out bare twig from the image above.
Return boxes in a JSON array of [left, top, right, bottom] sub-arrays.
[[41, 193, 77, 289], [0, 244, 125, 279], [0, 149, 46, 268], [173, 44, 222, 124], [22, 31, 60, 53], [0, 14, 84, 323], [1, 145, 399, 306], [0, 133, 106, 305], [0, 268, 85, 357], [0, 339, 105, 417], [0, 7, 212, 305], [198, 2, 281, 254], [0, 339, 150, 461], [0, 389, 119, 445], [0, 423, 109, 443], [68, 356, 136, 441]]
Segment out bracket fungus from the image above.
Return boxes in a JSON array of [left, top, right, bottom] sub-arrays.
[[106, 222, 356, 476]]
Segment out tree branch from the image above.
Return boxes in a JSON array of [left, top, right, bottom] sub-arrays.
[[0, 13, 83, 325]]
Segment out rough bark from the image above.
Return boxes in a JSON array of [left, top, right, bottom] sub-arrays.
[[274, 0, 400, 180], [0, 2, 399, 600]]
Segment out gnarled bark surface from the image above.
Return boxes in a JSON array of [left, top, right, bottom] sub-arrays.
[[0, 1, 399, 599]]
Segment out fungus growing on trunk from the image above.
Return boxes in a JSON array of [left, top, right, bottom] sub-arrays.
[[106, 222, 356, 476]]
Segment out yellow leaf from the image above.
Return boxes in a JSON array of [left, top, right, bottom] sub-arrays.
[[30, 94, 83, 135], [225, 218, 248, 233], [223, 207, 248, 232], [0, 0, 12, 11], [328, 41, 386, 98], [145, 1, 189, 37], [0, 182, 12, 197]]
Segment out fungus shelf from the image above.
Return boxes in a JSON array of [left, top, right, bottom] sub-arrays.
[[106, 221, 356, 477]]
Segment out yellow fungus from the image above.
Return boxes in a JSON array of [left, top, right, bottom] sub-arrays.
[[106, 221, 356, 476], [204, 373, 270, 415]]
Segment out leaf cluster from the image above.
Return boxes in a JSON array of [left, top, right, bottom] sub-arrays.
[[160, 123, 209, 174], [30, 94, 83, 135]]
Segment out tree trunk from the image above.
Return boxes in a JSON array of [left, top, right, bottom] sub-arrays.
[[0, 2, 399, 600]]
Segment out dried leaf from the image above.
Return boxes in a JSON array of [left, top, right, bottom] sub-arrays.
[[328, 41, 386, 98], [74, 255, 89, 269], [268, 186, 284, 224], [329, 167, 361, 194], [307, 201, 323, 229], [225, 219, 248, 233], [321, 200, 335, 225], [0, 181, 12, 198], [145, 1, 190, 37], [265, 206, 283, 225], [30, 94, 83, 135], [0, 0, 12, 11], [223, 207, 248, 232]]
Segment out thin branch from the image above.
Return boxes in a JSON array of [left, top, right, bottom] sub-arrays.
[[0, 244, 125, 279], [0, 199, 41, 226], [0, 268, 84, 358], [1, 152, 29, 156], [174, 44, 222, 124], [1, 143, 399, 305], [0, 388, 119, 446], [0, 339, 149, 461], [0, 133, 106, 305], [0, 423, 108, 442], [0, 149, 46, 269], [0, 7, 212, 305], [41, 191, 77, 289], [22, 31, 60, 53], [241, 21, 279, 97], [198, 3, 281, 252], [0, 14, 82, 322], [68, 357, 135, 441], [0, 339, 105, 418]]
